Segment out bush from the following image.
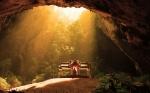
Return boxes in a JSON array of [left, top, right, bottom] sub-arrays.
[[0, 77, 10, 90], [94, 73, 150, 93], [7, 76, 22, 88], [32, 74, 45, 83], [94, 73, 131, 93]]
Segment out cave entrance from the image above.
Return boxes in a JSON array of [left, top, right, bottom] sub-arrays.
[[0, 5, 138, 86], [0, 5, 99, 84]]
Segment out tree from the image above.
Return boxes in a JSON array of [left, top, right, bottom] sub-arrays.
[[0, 58, 12, 77]]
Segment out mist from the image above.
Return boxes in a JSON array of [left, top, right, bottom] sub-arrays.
[[0, 6, 97, 85]]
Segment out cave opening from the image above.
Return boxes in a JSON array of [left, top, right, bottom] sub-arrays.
[[0, 0, 150, 92], [0, 5, 140, 88]]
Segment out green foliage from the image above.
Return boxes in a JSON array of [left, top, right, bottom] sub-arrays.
[[0, 58, 12, 77], [7, 75, 22, 88], [42, 64, 59, 79], [32, 74, 45, 83], [133, 74, 150, 83], [0, 77, 10, 90], [94, 73, 150, 93]]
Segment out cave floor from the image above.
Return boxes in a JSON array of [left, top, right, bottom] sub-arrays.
[[9, 78, 98, 93]]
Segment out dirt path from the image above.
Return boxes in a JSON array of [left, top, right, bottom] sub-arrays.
[[10, 78, 98, 93]]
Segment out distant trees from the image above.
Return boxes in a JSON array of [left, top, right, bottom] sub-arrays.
[[0, 6, 99, 85], [0, 58, 22, 88], [0, 58, 12, 77]]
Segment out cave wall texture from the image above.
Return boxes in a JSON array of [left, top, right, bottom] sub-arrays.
[[0, 0, 150, 74]]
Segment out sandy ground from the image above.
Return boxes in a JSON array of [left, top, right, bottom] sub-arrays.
[[10, 78, 98, 93]]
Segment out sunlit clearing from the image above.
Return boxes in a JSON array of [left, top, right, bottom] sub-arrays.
[[10, 78, 79, 91], [53, 6, 87, 23], [35, 78, 79, 88]]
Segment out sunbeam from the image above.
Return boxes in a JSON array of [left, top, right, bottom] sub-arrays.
[[53, 6, 87, 23]]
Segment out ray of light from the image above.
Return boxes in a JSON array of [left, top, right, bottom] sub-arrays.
[[52, 6, 87, 23]]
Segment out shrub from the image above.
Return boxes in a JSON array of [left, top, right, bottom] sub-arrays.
[[32, 74, 45, 83], [7, 76, 22, 88], [0, 77, 10, 90]]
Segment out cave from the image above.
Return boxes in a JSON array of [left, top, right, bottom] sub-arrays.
[[0, 0, 150, 93]]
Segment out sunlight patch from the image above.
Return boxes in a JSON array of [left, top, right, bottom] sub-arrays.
[[52, 6, 87, 23], [10, 78, 79, 91]]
